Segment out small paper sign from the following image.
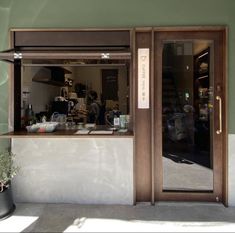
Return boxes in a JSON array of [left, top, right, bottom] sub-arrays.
[[138, 48, 150, 109]]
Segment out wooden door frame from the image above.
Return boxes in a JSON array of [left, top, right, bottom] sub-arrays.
[[153, 27, 228, 205], [134, 28, 153, 203]]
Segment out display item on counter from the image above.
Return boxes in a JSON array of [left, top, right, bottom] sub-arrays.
[[68, 92, 77, 100], [119, 115, 127, 129], [54, 96, 66, 102], [50, 112, 67, 123], [68, 101, 75, 113], [26, 122, 58, 133], [41, 115, 47, 123], [113, 115, 120, 128], [60, 87, 68, 99], [105, 104, 121, 127], [25, 104, 36, 126]]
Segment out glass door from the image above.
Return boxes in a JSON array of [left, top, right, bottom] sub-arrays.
[[154, 30, 225, 202]]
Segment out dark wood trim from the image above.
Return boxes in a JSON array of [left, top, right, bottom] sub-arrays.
[[153, 26, 227, 32], [157, 192, 217, 202], [10, 28, 132, 32], [130, 28, 137, 205], [9, 31, 15, 133], [153, 28, 227, 204], [10, 26, 226, 34], [213, 30, 225, 202], [129, 29, 134, 129], [0, 130, 134, 139], [222, 27, 228, 206], [16, 51, 131, 60], [13, 60, 21, 131], [155, 31, 223, 41], [150, 29, 155, 205], [0, 51, 15, 61], [154, 32, 163, 202], [135, 27, 153, 32], [135, 31, 152, 202], [22, 64, 128, 67], [14, 30, 131, 47]]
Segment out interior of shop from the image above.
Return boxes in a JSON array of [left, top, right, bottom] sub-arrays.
[[21, 59, 130, 133]]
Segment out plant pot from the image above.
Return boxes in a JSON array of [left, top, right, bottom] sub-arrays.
[[0, 185, 16, 220]]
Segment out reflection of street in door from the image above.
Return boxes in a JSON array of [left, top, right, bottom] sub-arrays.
[[161, 40, 214, 192], [199, 104, 208, 121]]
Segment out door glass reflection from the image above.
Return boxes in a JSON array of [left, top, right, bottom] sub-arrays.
[[162, 40, 214, 191]]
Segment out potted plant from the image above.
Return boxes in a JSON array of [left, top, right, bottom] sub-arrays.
[[0, 151, 19, 220]]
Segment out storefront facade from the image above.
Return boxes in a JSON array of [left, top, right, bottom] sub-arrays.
[[0, 0, 234, 206]]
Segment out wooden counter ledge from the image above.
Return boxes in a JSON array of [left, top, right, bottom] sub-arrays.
[[0, 129, 134, 138]]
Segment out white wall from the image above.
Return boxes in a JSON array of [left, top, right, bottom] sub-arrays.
[[22, 67, 61, 114], [30, 82, 61, 113], [12, 138, 134, 205]]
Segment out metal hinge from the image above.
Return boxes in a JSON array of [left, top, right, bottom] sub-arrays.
[[101, 53, 110, 59], [14, 52, 22, 59]]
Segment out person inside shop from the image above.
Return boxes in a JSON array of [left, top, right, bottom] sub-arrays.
[[105, 103, 121, 127], [87, 90, 101, 124]]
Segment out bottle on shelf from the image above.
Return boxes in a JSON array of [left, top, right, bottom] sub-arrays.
[[25, 104, 35, 126]]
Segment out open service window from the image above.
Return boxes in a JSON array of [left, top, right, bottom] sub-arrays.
[[0, 48, 132, 136]]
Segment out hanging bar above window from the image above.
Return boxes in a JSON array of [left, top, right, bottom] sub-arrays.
[[0, 49, 131, 63]]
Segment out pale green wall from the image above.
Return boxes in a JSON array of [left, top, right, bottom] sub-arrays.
[[0, 0, 234, 148]]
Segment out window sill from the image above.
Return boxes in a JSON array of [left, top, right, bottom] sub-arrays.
[[0, 129, 134, 139]]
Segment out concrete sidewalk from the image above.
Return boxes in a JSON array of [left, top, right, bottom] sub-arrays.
[[0, 202, 235, 232]]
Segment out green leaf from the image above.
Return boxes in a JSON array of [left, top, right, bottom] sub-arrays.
[[0, 151, 19, 186]]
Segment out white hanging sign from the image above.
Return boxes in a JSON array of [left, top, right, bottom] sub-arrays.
[[138, 48, 150, 109]]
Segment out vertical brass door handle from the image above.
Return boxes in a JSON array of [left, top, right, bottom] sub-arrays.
[[216, 96, 222, 135]]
